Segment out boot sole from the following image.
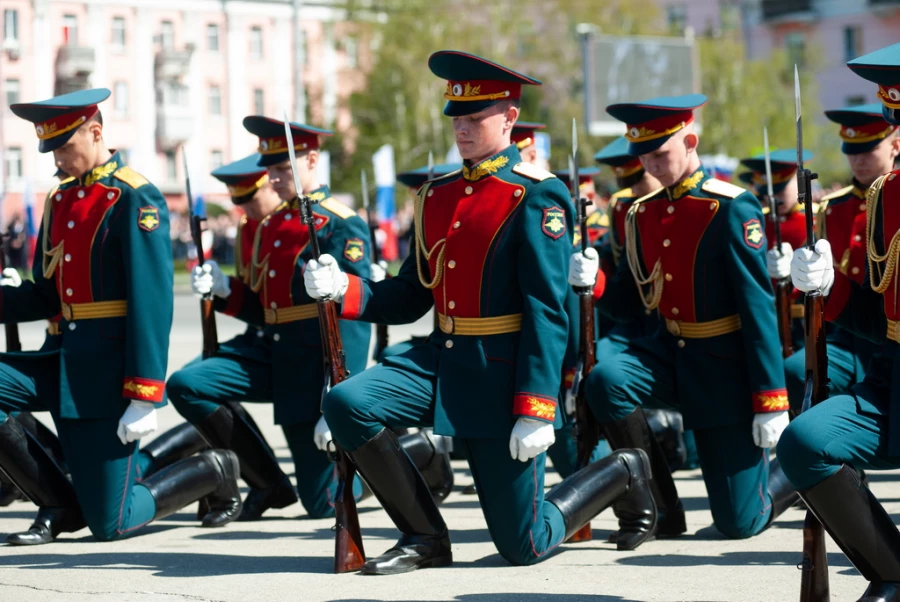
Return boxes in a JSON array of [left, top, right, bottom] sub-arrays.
[[360, 554, 453, 575]]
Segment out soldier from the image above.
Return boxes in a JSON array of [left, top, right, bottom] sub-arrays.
[[304, 51, 657, 574], [782, 104, 893, 413], [166, 119, 452, 523], [739, 149, 813, 352], [779, 42, 900, 600], [570, 94, 797, 539], [0, 88, 241, 543], [510, 122, 544, 165]]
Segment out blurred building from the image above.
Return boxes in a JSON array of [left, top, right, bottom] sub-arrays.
[[655, 0, 900, 110], [0, 0, 370, 221]]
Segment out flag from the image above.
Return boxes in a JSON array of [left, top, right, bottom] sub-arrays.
[[23, 178, 37, 265], [372, 145, 398, 261]]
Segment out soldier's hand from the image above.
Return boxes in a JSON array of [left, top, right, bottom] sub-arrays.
[[370, 260, 387, 283], [0, 267, 22, 288], [304, 254, 349, 301], [191, 261, 230, 299], [117, 400, 158, 445], [791, 239, 834, 294], [568, 247, 599, 288], [766, 242, 793, 280], [509, 417, 555, 462], [751, 410, 789, 448], [313, 415, 335, 453]]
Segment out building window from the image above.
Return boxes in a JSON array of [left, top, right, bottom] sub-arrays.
[[253, 88, 264, 115], [249, 26, 263, 59], [114, 81, 128, 116], [165, 151, 177, 181], [208, 85, 222, 115], [342, 37, 358, 69], [210, 150, 224, 171], [62, 14, 78, 46], [3, 9, 18, 41], [666, 3, 687, 33], [843, 25, 862, 62], [111, 16, 126, 49], [5, 147, 22, 181], [207, 23, 219, 52], [785, 32, 805, 68], [845, 95, 866, 107], [5, 78, 20, 106], [160, 20, 174, 51]]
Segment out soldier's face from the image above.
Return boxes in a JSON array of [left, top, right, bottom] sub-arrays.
[[52, 125, 100, 178], [847, 135, 900, 186], [639, 137, 687, 187], [776, 177, 799, 215], [452, 102, 516, 163], [519, 144, 537, 164]]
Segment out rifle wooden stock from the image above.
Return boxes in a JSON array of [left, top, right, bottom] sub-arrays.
[[775, 279, 794, 359], [800, 508, 830, 601], [200, 297, 219, 360]]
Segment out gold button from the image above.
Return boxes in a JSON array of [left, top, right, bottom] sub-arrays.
[[269, 270, 276, 277], [453, 221, 461, 229], [514, 189, 522, 197], [284, 213, 292, 220], [677, 340, 685, 348], [77, 190, 85, 199], [107, 192, 115, 200], [665, 273, 673, 282], [465, 186, 473, 195], [274, 240, 281, 248], [709, 203, 716, 210], [66, 288, 73, 296], [445, 340, 454, 349], [448, 260, 456, 269], [270, 302, 277, 309], [69, 323, 77, 331], [448, 301, 456, 309], [663, 239, 671, 247], [68, 221, 75, 229], [64, 254, 71, 262], [55, 193, 62, 201], [616, 204, 623, 212], [671, 307, 679, 316], [273, 334, 281, 342], [667, 206, 675, 214], [852, 266, 860, 275]]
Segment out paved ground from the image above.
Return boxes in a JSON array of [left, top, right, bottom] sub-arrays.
[[0, 295, 888, 601]]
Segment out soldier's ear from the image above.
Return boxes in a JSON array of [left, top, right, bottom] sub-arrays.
[[88, 121, 103, 144], [306, 150, 319, 171], [504, 104, 519, 130], [683, 131, 699, 155]]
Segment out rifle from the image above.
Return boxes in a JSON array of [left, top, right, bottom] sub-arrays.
[[0, 236, 20, 352], [362, 169, 389, 358], [794, 66, 830, 602], [568, 119, 600, 543], [184, 150, 219, 359], [283, 115, 365, 574], [764, 127, 794, 359]]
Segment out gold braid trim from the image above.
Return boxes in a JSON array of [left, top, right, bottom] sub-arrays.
[[42, 185, 65, 280], [413, 182, 446, 289], [235, 215, 248, 283], [625, 201, 663, 311], [866, 174, 900, 294]]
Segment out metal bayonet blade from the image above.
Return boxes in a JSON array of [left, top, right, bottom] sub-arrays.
[[763, 127, 775, 201], [282, 110, 305, 198]]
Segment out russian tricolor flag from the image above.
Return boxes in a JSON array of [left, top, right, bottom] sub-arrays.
[[372, 145, 398, 261]]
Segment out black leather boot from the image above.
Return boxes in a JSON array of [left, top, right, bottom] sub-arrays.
[[141, 422, 209, 473], [195, 404, 298, 522], [548, 448, 657, 551], [142, 449, 242, 527], [350, 429, 452, 575], [766, 457, 799, 526], [399, 430, 454, 504], [800, 464, 900, 601], [604, 407, 686, 538], [0, 416, 85, 545], [13, 412, 66, 467], [0, 468, 24, 506], [645, 410, 688, 472]]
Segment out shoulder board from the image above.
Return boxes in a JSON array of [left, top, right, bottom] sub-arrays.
[[610, 187, 633, 201], [634, 187, 665, 205], [113, 166, 149, 189], [429, 169, 462, 185], [701, 178, 744, 199], [819, 184, 854, 204], [762, 205, 771, 216], [320, 197, 356, 219], [511, 162, 555, 182], [59, 176, 76, 186], [586, 211, 609, 228]]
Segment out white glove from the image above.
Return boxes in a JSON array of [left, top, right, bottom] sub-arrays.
[[564, 386, 577, 416], [791, 239, 834, 295], [304, 254, 349, 301], [509, 417, 556, 462], [191, 261, 231, 299], [370, 260, 387, 283], [568, 247, 599, 288], [0, 268, 22, 287], [766, 243, 793, 280], [313, 415, 335, 453], [117, 400, 158, 445], [752, 411, 790, 449]]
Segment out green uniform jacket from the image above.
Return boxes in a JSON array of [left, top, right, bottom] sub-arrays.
[[338, 145, 574, 438], [215, 186, 372, 424], [0, 152, 173, 419], [598, 167, 788, 430]]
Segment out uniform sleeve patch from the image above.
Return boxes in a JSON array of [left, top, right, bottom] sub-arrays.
[[138, 206, 160, 232], [541, 206, 567, 240], [343, 238, 365, 263], [743, 218, 764, 249]]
